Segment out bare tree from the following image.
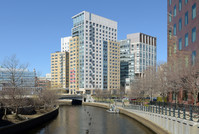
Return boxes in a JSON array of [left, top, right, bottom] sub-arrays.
[[0, 55, 29, 118], [142, 66, 159, 102], [129, 76, 145, 103], [178, 58, 199, 105], [156, 62, 169, 102], [38, 89, 58, 109], [1, 55, 28, 88]]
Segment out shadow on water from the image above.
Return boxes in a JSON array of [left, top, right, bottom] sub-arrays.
[[27, 105, 155, 134]]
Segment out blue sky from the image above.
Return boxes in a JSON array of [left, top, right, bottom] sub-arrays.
[[0, 0, 167, 76]]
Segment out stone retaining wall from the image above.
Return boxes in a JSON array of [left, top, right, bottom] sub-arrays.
[[0, 107, 59, 134]]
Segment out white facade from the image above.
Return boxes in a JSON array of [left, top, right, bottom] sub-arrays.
[[71, 11, 117, 92], [127, 33, 156, 75], [61, 36, 71, 52], [120, 33, 157, 92], [45, 73, 51, 81]]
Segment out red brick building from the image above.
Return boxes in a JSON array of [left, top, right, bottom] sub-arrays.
[[167, 0, 199, 104]]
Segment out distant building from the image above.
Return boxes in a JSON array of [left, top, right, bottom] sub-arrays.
[[0, 67, 35, 88], [61, 36, 71, 52], [119, 33, 157, 92], [51, 51, 69, 89], [36, 77, 51, 89], [71, 11, 119, 94], [45, 73, 51, 81]]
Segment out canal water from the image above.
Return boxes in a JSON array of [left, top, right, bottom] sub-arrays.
[[28, 106, 154, 134]]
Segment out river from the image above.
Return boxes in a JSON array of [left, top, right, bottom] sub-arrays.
[[28, 105, 154, 134]]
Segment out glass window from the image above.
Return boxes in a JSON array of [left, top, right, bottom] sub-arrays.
[[174, 43, 177, 54], [169, 47, 172, 57], [169, 0, 172, 6], [192, 3, 196, 19], [192, 51, 196, 65], [185, 11, 188, 26], [185, 0, 188, 4], [169, 29, 172, 39], [185, 33, 188, 47], [192, 27, 196, 43], [179, 0, 182, 11], [169, 11, 172, 22], [179, 38, 182, 50], [174, 5, 176, 16], [173, 24, 176, 35], [179, 18, 182, 31]]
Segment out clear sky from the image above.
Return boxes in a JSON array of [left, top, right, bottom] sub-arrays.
[[0, 0, 167, 76]]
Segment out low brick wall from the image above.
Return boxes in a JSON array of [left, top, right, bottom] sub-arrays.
[[0, 107, 59, 134], [83, 102, 170, 134]]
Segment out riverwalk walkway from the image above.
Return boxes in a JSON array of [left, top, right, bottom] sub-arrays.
[[88, 101, 199, 134]]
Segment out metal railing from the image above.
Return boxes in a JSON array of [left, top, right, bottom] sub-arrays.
[[94, 100, 199, 122]]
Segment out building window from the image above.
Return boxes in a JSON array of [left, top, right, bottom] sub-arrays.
[[192, 51, 196, 65], [179, 18, 182, 31], [169, 47, 172, 57], [185, 33, 188, 47], [185, 11, 188, 26], [174, 43, 176, 54], [173, 24, 176, 35], [192, 3, 196, 19], [169, 11, 172, 22], [174, 5, 176, 17], [179, 38, 182, 50], [185, 0, 188, 4], [179, 0, 182, 11], [169, 29, 172, 39], [192, 27, 196, 43], [169, 0, 172, 6]]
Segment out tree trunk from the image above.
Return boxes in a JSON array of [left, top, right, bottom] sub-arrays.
[[15, 107, 18, 117], [3, 107, 7, 119], [193, 93, 197, 105]]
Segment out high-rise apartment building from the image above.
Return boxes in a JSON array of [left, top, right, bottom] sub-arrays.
[[71, 11, 119, 94], [69, 36, 80, 94], [51, 51, 69, 89], [167, 0, 199, 64], [120, 33, 157, 92], [106, 41, 120, 91], [61, 36, 71, 52]]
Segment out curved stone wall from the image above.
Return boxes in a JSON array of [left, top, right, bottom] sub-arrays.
[[0, 107, 59, 134]]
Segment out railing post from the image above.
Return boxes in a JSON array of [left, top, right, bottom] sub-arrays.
[[173, 107, 175, 117], [190, 106, 193, 121], [169, 107, 171, 116], [156, 105, 157, 113], [178, 107, 180, 118], [153, 106, 154, 113], [183, 107, 186, 119]]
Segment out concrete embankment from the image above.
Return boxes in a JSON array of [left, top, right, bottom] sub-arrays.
[[0, 107, 59, 134], [83, 102, 170, 134]]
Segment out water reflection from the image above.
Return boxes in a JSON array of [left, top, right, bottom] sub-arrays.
[[28, 106, 154, 134]]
